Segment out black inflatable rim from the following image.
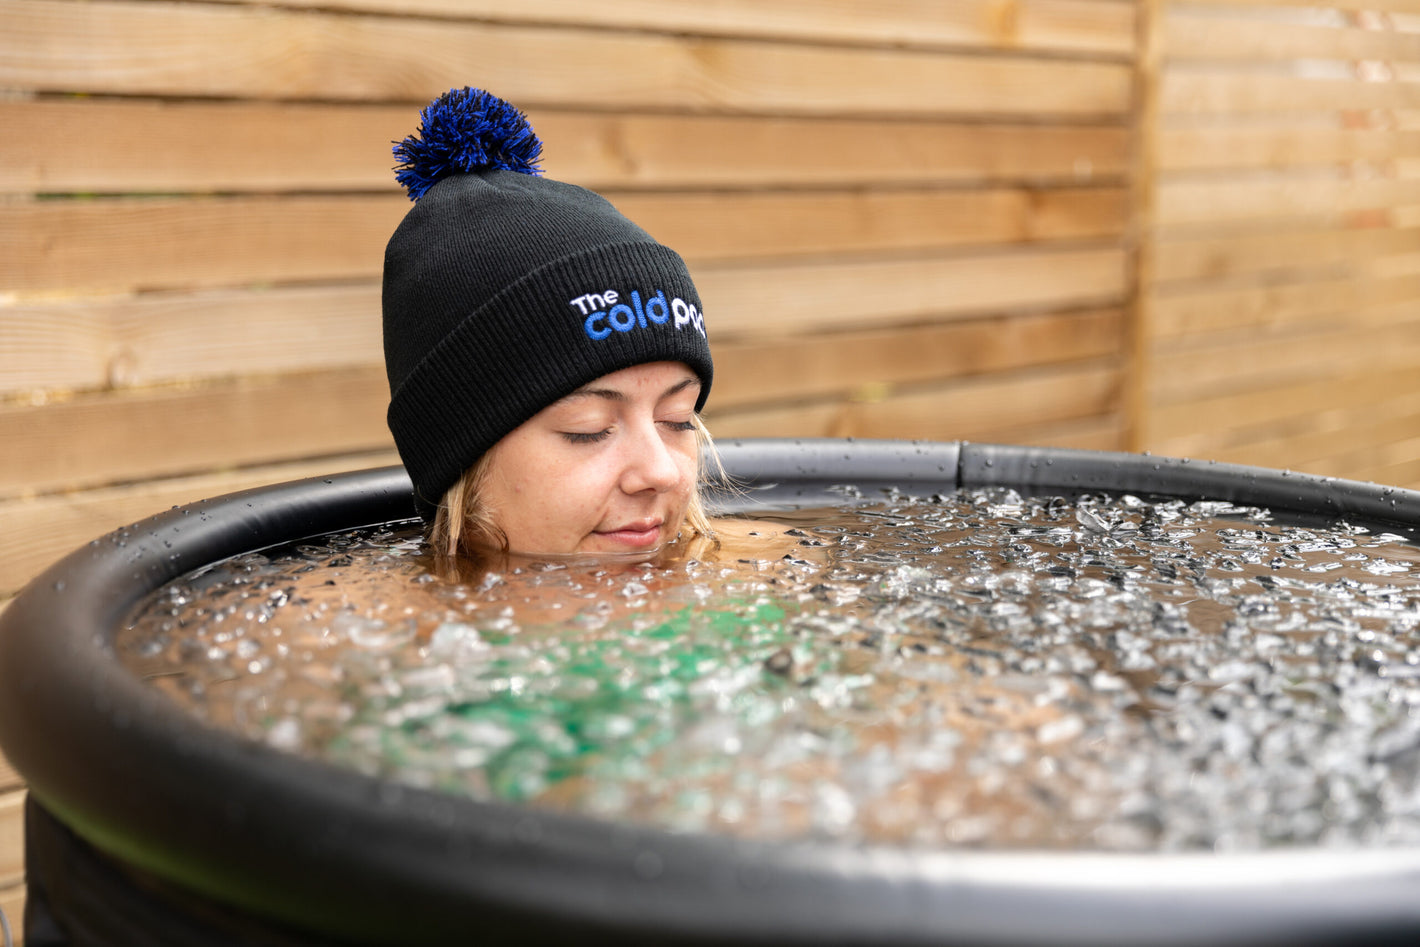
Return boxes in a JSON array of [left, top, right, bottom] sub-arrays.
[[6, 438, 1420, 945]]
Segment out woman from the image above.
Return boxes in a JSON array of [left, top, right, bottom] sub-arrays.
[[382, 87, 722, 561]]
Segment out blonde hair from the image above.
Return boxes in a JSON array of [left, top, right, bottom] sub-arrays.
[[430, 415, 720, 560]]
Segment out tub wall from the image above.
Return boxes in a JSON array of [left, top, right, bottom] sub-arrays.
[[2, 0, 1419, 937]]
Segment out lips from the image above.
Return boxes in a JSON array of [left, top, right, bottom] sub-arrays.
[[594, 519, 663, 549]]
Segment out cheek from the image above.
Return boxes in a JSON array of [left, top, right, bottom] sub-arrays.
[[667, 446, 698, 508], [485, 456, 617, 551]]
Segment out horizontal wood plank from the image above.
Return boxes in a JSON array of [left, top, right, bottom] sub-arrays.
[[1157, 174, 1420, 228], [0, 451, 399, 595], [1162, 72, 1420, 116], [0, 368, 394, 497], [1157, 126, 1420, 175], [712, 402, 1127, 451], [1346, 455, 1420, 493], [711, 307, 1124, 411], [2, 196, 404, 295], [1165, 8, 1420, 64], [3, 187, 1126, 295], [1150, 272, 1420, 340], [1172, 0, 1420, 16], [1194, 392, 1420, 480], [1149, 315, 1420, 403], [0, 791, 21, 890], [1287, 427, 1420, 485], [0, 100, 1130, 195], [1158, 426, 1420, 493], [618, 187, 1129, 263], [0, 283, 384, 395], [1, 244, 1127, 396], [1151, 225, 1420, 284], [1005, 412, 1127, 453], [0, 0, 1132, 117], [710, 360, 1121, 442], [1147, 365, 1420, 445], [206, 0, 1137, 56], [696, 402, 842, 440], [846, 361, 1121, 442], [699, 247, 1129, 339], [0, 98, 410, 195], [548, 115, 1130, 190]]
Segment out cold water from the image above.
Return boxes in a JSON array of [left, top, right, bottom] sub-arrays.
[[117, 488, 1420, 852]]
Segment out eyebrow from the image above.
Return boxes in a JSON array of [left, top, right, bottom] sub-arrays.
[[563, 375, 700, 404]]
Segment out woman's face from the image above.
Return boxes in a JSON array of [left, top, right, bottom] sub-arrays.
[[478, 361, 702, 556]]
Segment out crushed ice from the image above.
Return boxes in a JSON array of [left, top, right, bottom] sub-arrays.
[[116, 488, 1420, 852]]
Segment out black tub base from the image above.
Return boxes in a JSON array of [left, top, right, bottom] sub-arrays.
[[23, 799, 341, 947]]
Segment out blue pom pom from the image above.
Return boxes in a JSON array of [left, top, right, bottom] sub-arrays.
[[392, 88, 543, 200]]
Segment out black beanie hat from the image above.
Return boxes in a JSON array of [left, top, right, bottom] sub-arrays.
[[382, 88, 713, 518]]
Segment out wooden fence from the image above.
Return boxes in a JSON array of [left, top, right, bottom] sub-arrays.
[[1142, 0, 1420, 484], [1, 0, 1417, 938]]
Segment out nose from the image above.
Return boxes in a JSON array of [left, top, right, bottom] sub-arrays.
[[618, 421, 684, 495]]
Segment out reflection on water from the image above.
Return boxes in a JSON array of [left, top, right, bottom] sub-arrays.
[[117, 488, 1420, 852]]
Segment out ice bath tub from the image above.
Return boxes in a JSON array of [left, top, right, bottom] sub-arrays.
[[5, 439, 1420, 946]]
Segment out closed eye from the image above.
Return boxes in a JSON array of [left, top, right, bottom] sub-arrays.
[[561, 429, 612, 444], [660, 419, 695, 433]]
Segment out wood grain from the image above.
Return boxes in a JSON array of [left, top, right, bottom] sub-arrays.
[[1138, 0, 1420, 482], [1150, 315, 1420, 402], [2, 196, 404, 294], [1005, 411, 1127, 453], [1148, 364, 1420, 445], [1151, 226, 1420, 284], [709, 360, 1121, 441], [0, 264, 1124, 496], [0, 283, 384, 395], [615, 187, 1129, 263], [3, 187, 1125, 294], [0, 368, 394, 497], [1156, 419, 1420, 492], [0, 99, 1131, 195], [1157, 175, 1420, 228], [1197, 392, 1420, 479], [208, 0, 1137, 56], [698, 247, 1129, 340], [1158, 126, 1420, 175], [0, 450, 399, 595], [1348, 454, 1420, 493], [845, 360, 1122, 442], [1, 244, 1128, 396], [710, 307, 1124, 410], [1172, 0, 1420, 17], [1162, 72, 1420, 116], [0, 0, 1132, 117], [543, 114, 1130, 190], [1150, 272, 1420, 340], [1165, 8, 1420, 64]]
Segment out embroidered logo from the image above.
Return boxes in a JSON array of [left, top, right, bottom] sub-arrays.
[[569, 290, 706, 341]]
